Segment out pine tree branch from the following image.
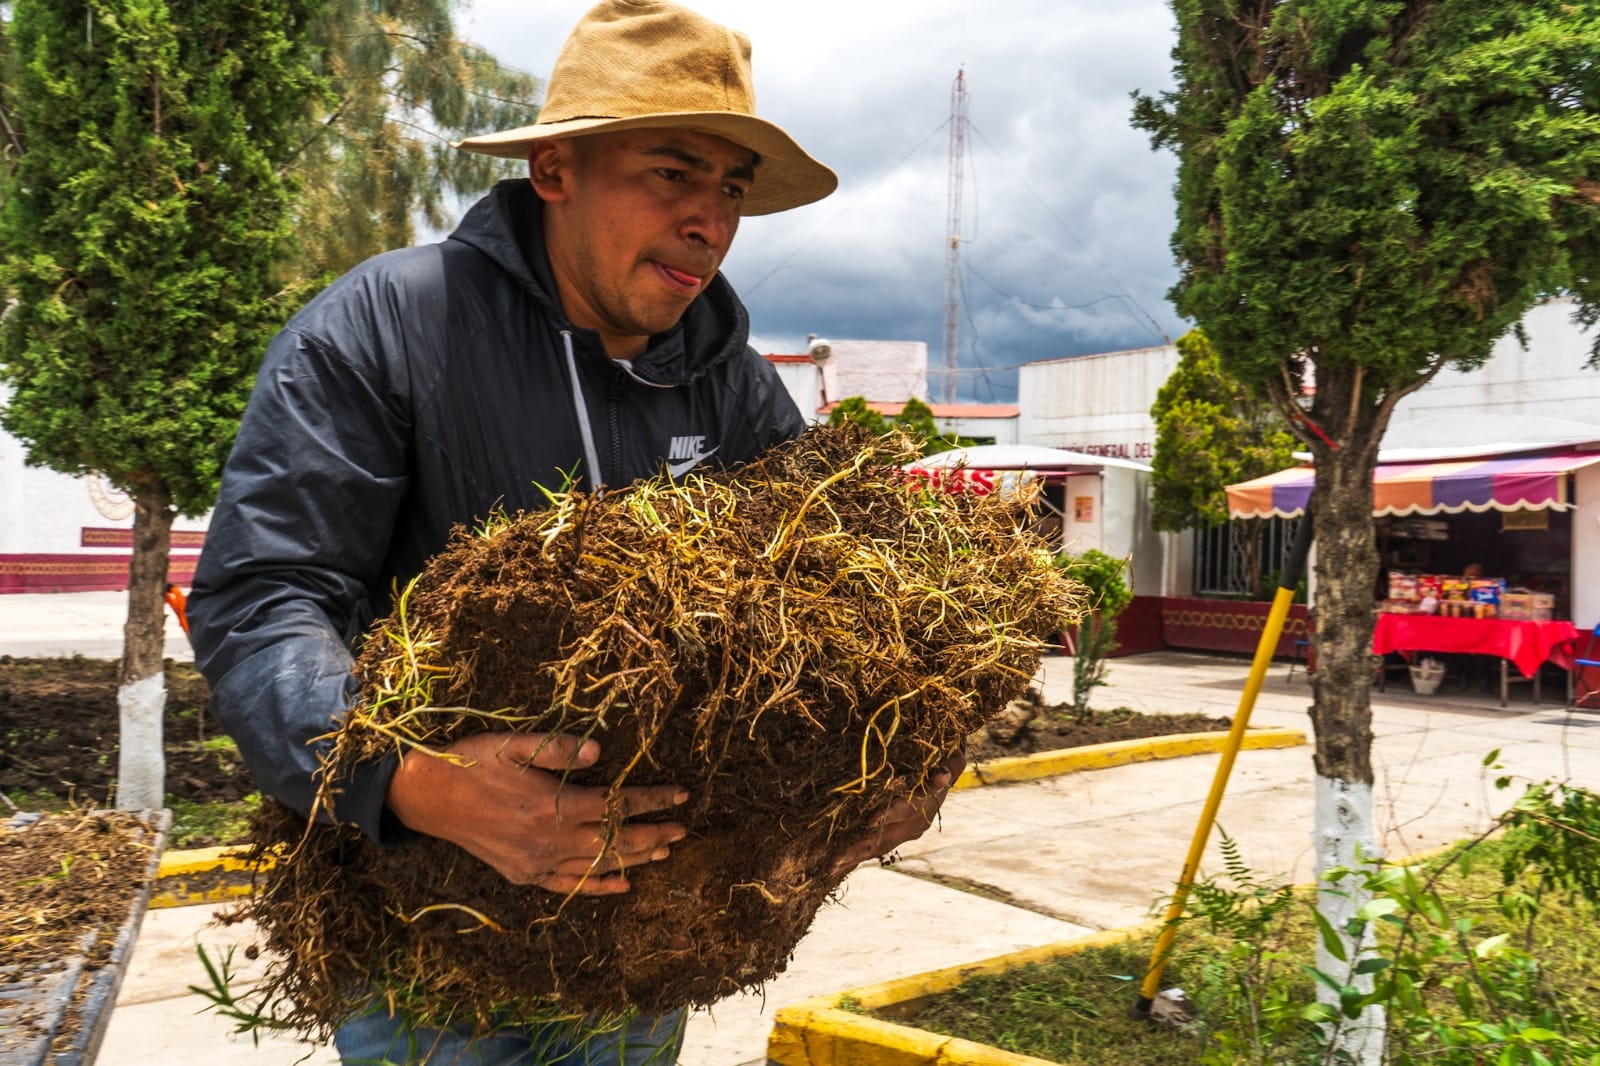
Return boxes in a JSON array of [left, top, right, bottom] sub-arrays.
[[277, 103, 349, 178]]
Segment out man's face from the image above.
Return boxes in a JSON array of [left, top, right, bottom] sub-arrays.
[[531, 128, 756, 358]]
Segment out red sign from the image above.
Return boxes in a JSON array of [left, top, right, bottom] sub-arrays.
[[902, 467, 1000, 495]]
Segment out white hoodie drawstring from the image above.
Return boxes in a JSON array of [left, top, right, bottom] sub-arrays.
[[560, 329, 605, 494]]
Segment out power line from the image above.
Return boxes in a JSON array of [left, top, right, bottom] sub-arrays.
[[957, 260, 1005, 403], [967, 121, 1171, 346], [964, 259, 1127, 314]]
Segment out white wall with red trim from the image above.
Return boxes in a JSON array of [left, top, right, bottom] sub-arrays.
[[0, 384, 207, 592]]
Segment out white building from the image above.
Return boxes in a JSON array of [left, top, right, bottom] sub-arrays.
[[1015, 342, 1180, 463]]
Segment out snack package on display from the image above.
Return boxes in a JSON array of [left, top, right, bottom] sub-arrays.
[[1388, 573, 1419, 601], [1531, 593, 1555, 621], [1469, 578, 1506, 605], [1501, 590, 1533, 620]]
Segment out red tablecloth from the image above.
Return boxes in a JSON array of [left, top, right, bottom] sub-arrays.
[[1373, 614, 1579, 679]]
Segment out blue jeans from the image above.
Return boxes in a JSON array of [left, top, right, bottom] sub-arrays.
[[333, 1004, 687, 1066]]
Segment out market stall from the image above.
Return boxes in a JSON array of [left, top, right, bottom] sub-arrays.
[[1372, 614, 1579, 706], [1225, 445, 1600, 697]]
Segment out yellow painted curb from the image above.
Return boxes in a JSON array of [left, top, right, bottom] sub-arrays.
[[766, 840, 1469, 1065], [149, 844, 271, 910], [768, 924, 1161, 1066], [954, 726, 1306, 790]]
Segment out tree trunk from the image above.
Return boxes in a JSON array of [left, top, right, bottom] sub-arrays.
[[115, 488, 174, 812], [1241, 517, 1263, 597], [1306, 400, 1387, 1064]]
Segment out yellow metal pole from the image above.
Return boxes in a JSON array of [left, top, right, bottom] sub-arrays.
[[1135, 511, 1314, 1016]]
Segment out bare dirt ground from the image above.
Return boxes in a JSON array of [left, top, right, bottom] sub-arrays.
[[0, 657, 248, 820]]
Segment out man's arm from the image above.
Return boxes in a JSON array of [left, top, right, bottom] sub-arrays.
[[190, 316, 692, 878], [189, 323, 413, 843]]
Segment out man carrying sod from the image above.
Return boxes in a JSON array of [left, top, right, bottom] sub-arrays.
[[189, 1, 965, 1061]]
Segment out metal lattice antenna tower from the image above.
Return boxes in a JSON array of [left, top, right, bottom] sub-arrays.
[[941, 68, 967, 407]]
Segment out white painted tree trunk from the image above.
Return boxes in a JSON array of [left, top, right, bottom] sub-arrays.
[[114, 671, 166, 811], [1313, 774, 1385, 1065], [117, 489, 175, 812]]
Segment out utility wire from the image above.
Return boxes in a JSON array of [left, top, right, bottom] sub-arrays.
[[745, 118, 951, 296], [957, 263, 1004, 403], [968, 121, 1171, 345], [965, 259, 1128, 314]]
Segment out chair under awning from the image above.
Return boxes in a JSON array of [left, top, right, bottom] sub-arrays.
[[1225, 450, 1600, 520]]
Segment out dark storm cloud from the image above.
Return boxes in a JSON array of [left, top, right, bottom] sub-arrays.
[[461, 0, 1189, 401]]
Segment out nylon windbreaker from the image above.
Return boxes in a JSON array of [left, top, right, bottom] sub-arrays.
[[188, 178, 805, 843]]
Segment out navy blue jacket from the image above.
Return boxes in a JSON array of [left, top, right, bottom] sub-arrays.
[[188, 179, 804, 843]]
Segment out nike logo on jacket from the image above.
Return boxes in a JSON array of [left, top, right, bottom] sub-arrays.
[[666, 434, 719, 477]]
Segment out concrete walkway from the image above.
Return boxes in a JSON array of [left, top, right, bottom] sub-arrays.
[[4, 592, 1596, 1066]]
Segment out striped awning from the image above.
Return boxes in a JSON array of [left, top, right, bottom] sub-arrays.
[[1225, 451, 1600, 519]]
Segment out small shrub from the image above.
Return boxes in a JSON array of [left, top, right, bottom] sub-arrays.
[[1055, 550, 1133, 718]]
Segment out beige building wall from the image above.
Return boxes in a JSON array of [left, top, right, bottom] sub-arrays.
[[1390, 299, 1600, 428], [1015, 342, 1180, 462]]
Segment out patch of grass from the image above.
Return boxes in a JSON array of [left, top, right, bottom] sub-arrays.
[[6, 788, 258, 851], [893, 836, 1600, 1064], [892, 940, 1204, 1064], [166, 792, 260, 850], [4, 785, 121, 815]]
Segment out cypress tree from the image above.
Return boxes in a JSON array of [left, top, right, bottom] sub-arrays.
[[0, 0, 327, 809]]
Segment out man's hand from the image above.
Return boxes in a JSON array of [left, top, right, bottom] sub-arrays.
[[385, 731, 687, 895], [832, 751, 967, 876]]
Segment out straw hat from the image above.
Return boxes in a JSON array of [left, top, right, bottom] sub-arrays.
[[454, 1, 838, 216]]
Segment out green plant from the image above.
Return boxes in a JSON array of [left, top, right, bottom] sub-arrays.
[[1303, 773, 1600, 1064], [165, 793, 260, 850], [1055, 550, 1133, 718], [1174, 831, 1323, 1065], [1258, 569, 1309, 605], [191, 945, 282, 1045], [825, 396, 976, 456]]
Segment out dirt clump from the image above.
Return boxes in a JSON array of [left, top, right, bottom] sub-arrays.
[[968, 706, 1234, 761], [967, 687, 1232, 761], [233, 425, 1087, 1040]]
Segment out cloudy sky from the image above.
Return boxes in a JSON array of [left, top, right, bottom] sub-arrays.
[[457, 0, 1189, 403]]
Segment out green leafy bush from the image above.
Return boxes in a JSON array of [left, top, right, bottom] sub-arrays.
[[1055, 550, 1133, 717]]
